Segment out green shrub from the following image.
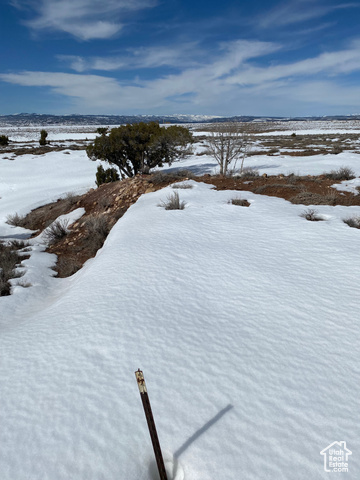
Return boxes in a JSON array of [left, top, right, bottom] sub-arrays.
[[39, 129, 48, 146], [96, 165, 120, 187], [96, 127, 109, 136], [0, 135, 9, 146], [87, 122, 193, 178]]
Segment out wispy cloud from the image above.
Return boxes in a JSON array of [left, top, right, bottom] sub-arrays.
[[0, 40, 279, 111], [257, 0, 359, 29], [11, 0, 157, 40], [2, 39, 360, 114], [226, 39, 360, 85], [57, 43, 204, 72]]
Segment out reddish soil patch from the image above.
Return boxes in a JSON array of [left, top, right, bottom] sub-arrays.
[[197, 174, 360, 205]]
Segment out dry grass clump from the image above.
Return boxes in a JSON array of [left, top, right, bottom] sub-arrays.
[[287, 173, 304, 184], [290, 190, 338, 206], [238, 167, 259, 179], [171, 182, 193, 189], [228, 197, 250, 207], [0, 242, 25, 296], [158, 191, 186, 210], [83, 214, 111, 253], [323, 166, 355, 181], [62, 192, 81, 208], [56, 256, 82, 278], [6, 209, 51, 231], [43, 219, 69, 244], [151, 169, 195, 185], [300, 208, 324, 221], [6, 212, 28, 228], [332, 145, 343, 155], [254, 184, 299, 194], [343, 216, 360, 229]]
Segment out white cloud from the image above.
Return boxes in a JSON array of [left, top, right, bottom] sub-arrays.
[[257, 0, 359, 29], [57, 43, 204, 72], [226, 40, 360, 86], [12, 0, 157, 40], [0, 71, 123, 106], [2, 39, 360, 115]]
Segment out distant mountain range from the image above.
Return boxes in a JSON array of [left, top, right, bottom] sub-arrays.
[[1, 113, 360, 126]]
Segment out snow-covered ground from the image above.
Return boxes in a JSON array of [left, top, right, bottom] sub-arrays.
[[1, 132, 360, 479], [0, 125, 105, 143], [257, 129, 360, 136]]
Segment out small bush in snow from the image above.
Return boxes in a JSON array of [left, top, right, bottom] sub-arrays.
[[290, 190, 338, 206], [83, 214, 111, 253], [0, 135, 9, 146], [240, 167, 259, 179], [6, 212, 28, 228], [323, 166, 355, 181], [171, 182, 193, 189], [332, 144, 343, 155], [158, 191, 186, 210], [8, 240, 30, 251], [229, 197, 250, 207], [300, 208, 323, 221], [16, 279, 32, 288], [343, 216, 360, 229], [287, 173, 303, 184], [39, 129, 48, 146], [62, 192, 81, 208], [151, 169, 195, 185], [0, 242, 24, 296], [43, 219, 69, 244]]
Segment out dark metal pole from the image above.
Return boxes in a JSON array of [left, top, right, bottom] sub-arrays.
[[135, 369, 168, 480]]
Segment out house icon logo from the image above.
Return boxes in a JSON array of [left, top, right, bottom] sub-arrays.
[[320, 441, 352, 473]]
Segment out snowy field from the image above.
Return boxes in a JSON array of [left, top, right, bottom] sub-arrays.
[[0, 125, 103, 143], [1, 129, 360, 479]]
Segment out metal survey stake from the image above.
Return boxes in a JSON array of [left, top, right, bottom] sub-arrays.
[[135, 369, 168, 480]]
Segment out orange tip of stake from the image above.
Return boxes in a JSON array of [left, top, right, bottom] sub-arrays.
[[135, 369, 147, 394]]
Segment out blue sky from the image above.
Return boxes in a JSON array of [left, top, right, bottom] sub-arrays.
[[1, 0, 360, 116]]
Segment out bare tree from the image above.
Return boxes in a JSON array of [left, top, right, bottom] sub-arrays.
[[206, 123, 252, 176]]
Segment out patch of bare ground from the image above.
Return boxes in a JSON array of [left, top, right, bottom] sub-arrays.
[[1, 143, 88, 157], [14, 172, 360, 279], [197, 173, 360, 205], [19, 175, 176, 277]]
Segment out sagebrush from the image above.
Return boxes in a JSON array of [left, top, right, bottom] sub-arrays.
[[158, 191, 186, 210]]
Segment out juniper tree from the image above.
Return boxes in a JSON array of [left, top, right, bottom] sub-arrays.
[[87, 122, 193, 178]]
